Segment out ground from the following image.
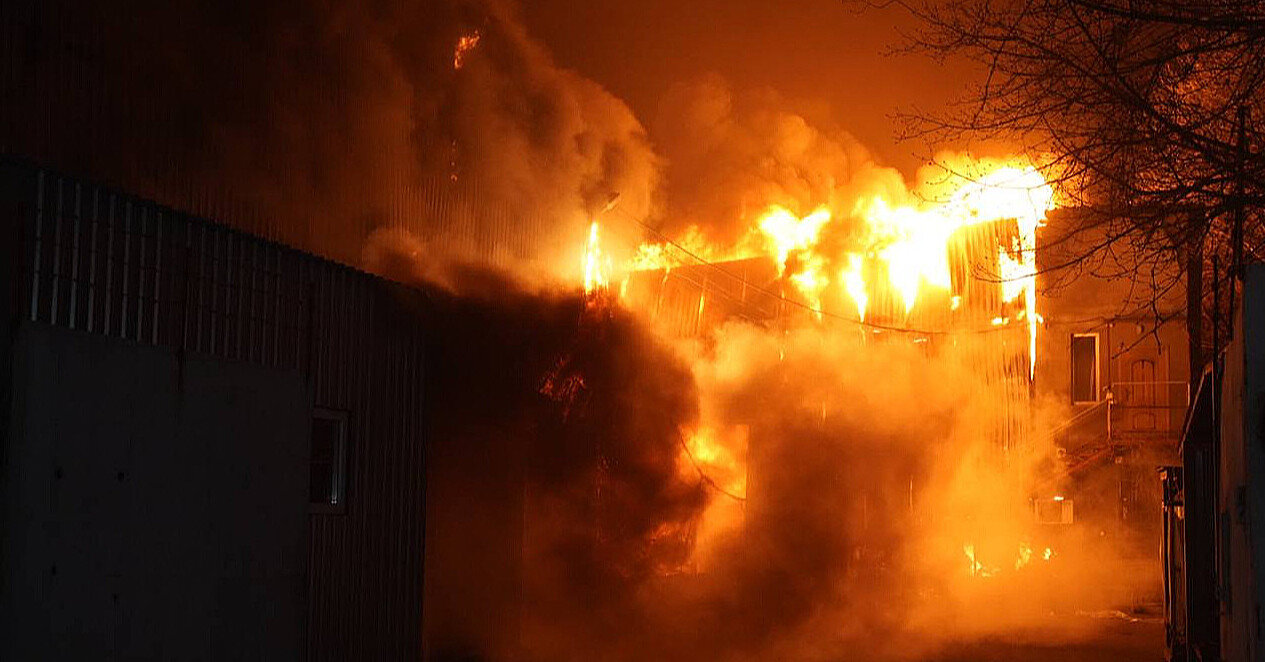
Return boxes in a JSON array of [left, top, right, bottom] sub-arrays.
[[922, 611, 1166, 662]]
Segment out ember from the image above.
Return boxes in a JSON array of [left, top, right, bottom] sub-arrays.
[[453, 31, 481, 70]]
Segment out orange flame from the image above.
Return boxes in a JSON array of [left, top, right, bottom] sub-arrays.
[[583, 221, 610, 296], [841, 253, 869, 322], [967, 541, 1056, 576], [453, 32, 481, 70], [627, 162, 1055, 374], [678, 425, 748, 570], [757, 205, 832, 276]]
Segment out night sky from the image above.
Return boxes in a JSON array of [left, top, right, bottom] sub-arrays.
[[520, 0, 980, 175]]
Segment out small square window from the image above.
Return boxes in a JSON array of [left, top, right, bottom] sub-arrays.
[[310, 409, 348, 514], [1035, 498, 1075, 524]]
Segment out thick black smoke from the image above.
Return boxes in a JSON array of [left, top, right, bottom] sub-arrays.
[[8, 2, 1153, 658], [373, 240, 1087, 662], [3, 0, 657, 273], [366, 246, 711, 660]]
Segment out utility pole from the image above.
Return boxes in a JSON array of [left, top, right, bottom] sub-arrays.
[[1234, 105, 1249, 280]]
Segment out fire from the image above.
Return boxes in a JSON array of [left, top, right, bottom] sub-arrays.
[[966, 541, 1057, 576], [629, 242, 672, 272], [583, 221, 610, 296], [850, 165, 1053, 332], [859, 196, 958, 316], [608, 160, 1058, 582], [678, 425, 748, 570], [627, 161, 1055, 373], [757, 205, 832, 275], [680, 426, 747, 498], [627, 225, 760, 272], [756, 206, 831, 316], [840, 254, 868, 321], [963, 544, 996, 577], [453, 31, 481, 70], [966, 167, 1053, 379], [1015, 541, 1033, 569]]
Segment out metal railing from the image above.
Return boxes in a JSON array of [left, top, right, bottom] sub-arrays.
[[1107, 380, 1190, 439]]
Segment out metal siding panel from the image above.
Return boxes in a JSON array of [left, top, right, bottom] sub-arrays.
[[85, 188, 100, 333], [151, 209, 162, 346], [135, 205, 147, 342], [6, 163, 428, 660], [48, 177, 63, 327], [120, 198, 131, 340], [67, 182, 81, 329]]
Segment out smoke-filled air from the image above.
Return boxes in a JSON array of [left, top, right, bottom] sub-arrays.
[[353, 3, 1152, 661], [359, 8, 1152, 655], [12, 0, 1157, 659]]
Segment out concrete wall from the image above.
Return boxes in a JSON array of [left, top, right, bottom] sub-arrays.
[[1, 321, 310, 660]]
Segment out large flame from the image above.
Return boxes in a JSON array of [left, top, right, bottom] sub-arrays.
[[583, 221, 608, 294], [626, 162, 1055, 374], [840, 253, 868, 322], [757, 205, 832, 276]]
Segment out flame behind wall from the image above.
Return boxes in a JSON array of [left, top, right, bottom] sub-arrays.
[[354, 11, 1146, 660], [368, 240, 1150, 662], [9, 0, 1156, 657]]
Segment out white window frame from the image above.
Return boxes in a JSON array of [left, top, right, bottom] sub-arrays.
[[1071, 333, 1101, 404]]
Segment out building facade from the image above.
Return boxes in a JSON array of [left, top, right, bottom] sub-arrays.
[[1167, 264, 1265, 662], [1034, 208, 1189, 593], [0, 160, 430, 659]]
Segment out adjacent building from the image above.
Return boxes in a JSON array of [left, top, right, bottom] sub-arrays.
[[0, 160, 431, 659]]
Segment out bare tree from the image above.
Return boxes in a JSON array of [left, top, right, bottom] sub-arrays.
[[871, 0, 1265, 371]]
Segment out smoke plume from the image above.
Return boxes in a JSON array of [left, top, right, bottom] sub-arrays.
[[650, 75, 911, 248], [10, 1, 1159, 658], [367, 234, 1150, 662], [6, 0, 658, 276]]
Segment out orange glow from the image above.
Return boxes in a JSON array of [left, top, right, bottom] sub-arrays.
[[840, 254, 868, 321], [627, 162, 1055, 372], [967, 541, 1056, 576], [453, 32, 481, 70], [627, 225, 758, 272], [963, 544, 996, 577], [757, 205, 832, 276], [583, 221, 610, 296], [611, 160, 1061, 590], [1015, 541, 1033, 569], [680, 426, 747, 498], [679, 425, 748, 570]]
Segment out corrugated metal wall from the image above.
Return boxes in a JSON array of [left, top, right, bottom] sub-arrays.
[[2, 160, 429, 660], [0, 0, 555, 275]]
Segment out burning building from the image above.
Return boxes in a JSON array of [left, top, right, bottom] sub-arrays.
[[0, 0, 1187, 659], [1034, 207, 1190, 608], [615, 164, 1051, 519]]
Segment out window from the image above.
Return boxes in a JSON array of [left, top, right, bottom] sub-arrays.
[[1035, 497, 1075, 524], [310, 409, 348, 513], [1071, 333, 1099, 403]]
